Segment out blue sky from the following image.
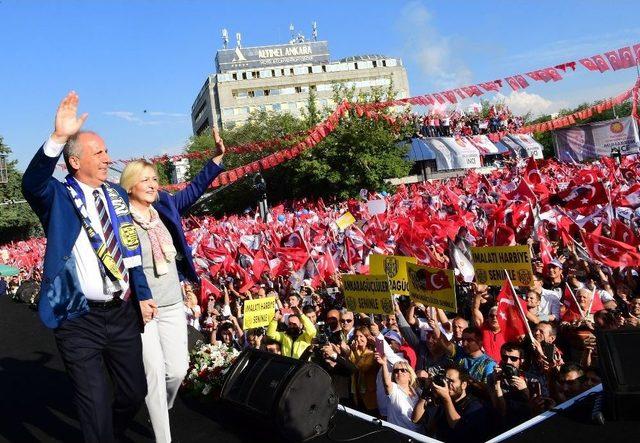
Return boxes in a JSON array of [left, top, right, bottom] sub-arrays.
[[2, 0, 639, 172]]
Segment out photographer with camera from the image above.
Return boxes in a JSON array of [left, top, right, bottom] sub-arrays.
[[413, 365, 489, 442], [266, 304, 316, 359], [489, 342, 541, 430]]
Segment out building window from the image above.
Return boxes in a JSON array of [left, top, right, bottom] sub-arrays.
[[372, 61, 378, 68], [281, 69, 286, 76], [295, 86, 302, 93], [242, 72, 247, 80], [308, 66, 313, 74], [232, 73, 238, 80], [271, 69, 276, 77], [382, 60, 387, 67], [290, 68, 294, 75], [310, 85, 317, 91], [263, 89, 270, 96], [248, 90, 255, 98], [322, 65, 327, 72]]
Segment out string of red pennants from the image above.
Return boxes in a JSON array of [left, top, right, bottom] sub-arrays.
[[77, 41, 638, 189], [128, 42, 640, 170], [163, 81, 639, 192]]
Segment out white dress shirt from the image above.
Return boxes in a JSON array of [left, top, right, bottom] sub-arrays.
[[44, 138, 128, 301]]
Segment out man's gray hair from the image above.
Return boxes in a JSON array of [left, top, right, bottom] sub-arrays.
[[63, 130, 97, 172]]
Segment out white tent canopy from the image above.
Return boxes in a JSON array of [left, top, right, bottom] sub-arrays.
[[426, 137, 482, 170]]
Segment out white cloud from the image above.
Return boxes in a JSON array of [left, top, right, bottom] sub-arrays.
[[493, 91, 553, 117], [146, 111, 188, 118], [103, 111, 161, 126], [397, 2, 472, 90]]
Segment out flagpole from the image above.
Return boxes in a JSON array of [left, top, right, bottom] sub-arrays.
[[504, 270, 536, 343]]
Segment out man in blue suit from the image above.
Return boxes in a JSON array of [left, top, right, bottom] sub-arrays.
[[22, 91, 156, 442]]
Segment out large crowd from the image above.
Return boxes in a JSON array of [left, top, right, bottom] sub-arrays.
[[4, 152, 640, 441], [409, 104, 525, 138]]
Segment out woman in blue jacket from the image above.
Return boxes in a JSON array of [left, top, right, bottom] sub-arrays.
[[119, 130, 224, 443]]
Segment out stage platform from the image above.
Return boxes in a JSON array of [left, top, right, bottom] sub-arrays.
[[1, 294, 636, 443], [0, 295, 421, 443]]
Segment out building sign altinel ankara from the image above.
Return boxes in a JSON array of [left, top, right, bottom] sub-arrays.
[[216, 41, 330, 72]]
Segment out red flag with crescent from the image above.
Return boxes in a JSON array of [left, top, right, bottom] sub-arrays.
[[591, 55, 610, 73], [583, 231, 640, 268], [496, 280, 528, 342]]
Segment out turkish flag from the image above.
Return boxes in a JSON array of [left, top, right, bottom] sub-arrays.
[[200, 277, 222, 306], [505, 76, 521, 91], [515, 75, 530, 89], [527, 71, 543, 81], [617, 184, 640, 208], [496, 280, 528, 342], [611, 219, 639, 246], [252, 248, 269, 279], [591, 55, 610, 73], [537, 225, 554, 268], [591, 291, 605, 313], [557, 182, 609, 209], [561, 285, 583, 322], [480, 81, 500, 92], [524, 156, 542, 184], [506, 179, 537, 203], [493, 223, 516, 246], [433, 93, 446, 104], [633, 44, 640, 66], [536, 69, 551, 82], [583, 231, 640, 268], [572, 169, 601, 186], [605, 51, 623, 70], [274, 246, 310, 270], [617, 47, 636, 69], [442, 90, 458, 104], [422, 268, 453, 291], [455, 88, 468, 99], [545, 67, 563, 81]]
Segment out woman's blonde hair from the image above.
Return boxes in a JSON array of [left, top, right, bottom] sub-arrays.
[[119, 159, 157, 194], [392, 361, 417, 388]]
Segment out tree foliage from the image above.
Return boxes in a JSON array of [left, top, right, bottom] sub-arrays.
[[184, 83, 412, 216], [1, 137, 43, 242]]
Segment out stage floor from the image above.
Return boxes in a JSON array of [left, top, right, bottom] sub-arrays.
[[0, 295, 414, 443], [2, 294, 636, 443]]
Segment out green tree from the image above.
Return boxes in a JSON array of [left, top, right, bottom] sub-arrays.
[[0, 137, 43, 242], [182, 82, 412, 215]]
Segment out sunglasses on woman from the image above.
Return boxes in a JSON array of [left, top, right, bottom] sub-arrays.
[[393, 367, 409, 374]]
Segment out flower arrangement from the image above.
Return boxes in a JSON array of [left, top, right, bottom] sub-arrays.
[[182, 341, 240, 399]]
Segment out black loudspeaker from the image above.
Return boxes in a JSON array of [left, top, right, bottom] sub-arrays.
[[220, 349, 338, 442], [596, 328, 640, 420]]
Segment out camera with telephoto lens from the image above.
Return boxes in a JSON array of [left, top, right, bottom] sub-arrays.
[[417, 370, 448, 400], [500, 363, 520, 379]]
